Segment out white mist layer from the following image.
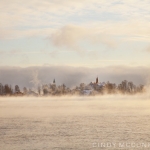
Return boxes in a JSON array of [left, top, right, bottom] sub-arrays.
[[0, 94, 150, 118]]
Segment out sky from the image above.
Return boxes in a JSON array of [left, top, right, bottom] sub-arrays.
[[0, 0, 150, 67]]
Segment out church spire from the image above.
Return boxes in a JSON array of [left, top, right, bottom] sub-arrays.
[[53, 79, 55, 84], [96, 77, 98, 84]]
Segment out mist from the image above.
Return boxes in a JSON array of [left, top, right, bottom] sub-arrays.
[[0, 94, 150, 119]]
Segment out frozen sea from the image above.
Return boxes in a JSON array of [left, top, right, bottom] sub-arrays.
[[0, 95, 150, 150]]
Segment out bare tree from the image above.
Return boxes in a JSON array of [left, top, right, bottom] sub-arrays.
[[4, 84, 12, 95], [0, 83, 3, 95], [15, 85, 20, 93]]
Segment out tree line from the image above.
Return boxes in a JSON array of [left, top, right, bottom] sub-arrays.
[[0, 80, 145, 96]]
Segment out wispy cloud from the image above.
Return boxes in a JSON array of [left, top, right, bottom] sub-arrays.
[[0, 50, 44, 55], [50, 24, 116, 53], [0, 0, 150, 67], [0, 0, 150, 41]]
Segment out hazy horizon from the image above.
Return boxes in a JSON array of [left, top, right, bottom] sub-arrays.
[[0, 65, 149, 89]]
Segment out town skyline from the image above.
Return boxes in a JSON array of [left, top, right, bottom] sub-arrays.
[[0, 76, 145, 96], [0, 65, 148, 89]]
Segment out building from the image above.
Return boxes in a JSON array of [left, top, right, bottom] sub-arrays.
[[89, 77, 106, 91]]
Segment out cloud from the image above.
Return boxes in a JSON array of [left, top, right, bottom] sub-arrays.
[[0, 50, 20, 55], [0, 66, 149, 90], [0, 0, 150, 42], [0, 49, 45, 55], [50, 19, 150, 53], [92, 20, 150, 42], [51, 25, 86, 47], [50, 24, 116, 53], [1, 0, 149, 21]]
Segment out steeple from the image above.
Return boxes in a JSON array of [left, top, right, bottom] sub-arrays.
[[96, 77, 98, 84], [53, 79, 55, 84]]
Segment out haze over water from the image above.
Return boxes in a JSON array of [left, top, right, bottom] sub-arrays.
[[0, 95, 150, 150]]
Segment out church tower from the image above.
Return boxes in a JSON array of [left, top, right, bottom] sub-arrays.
[[96, 77, 98, 84], [53, 79, 55, 84]]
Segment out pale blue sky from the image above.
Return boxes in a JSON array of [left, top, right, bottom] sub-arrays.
[[0, 0, 150, 67]]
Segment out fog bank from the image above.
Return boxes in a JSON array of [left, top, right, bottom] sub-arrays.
[[0, 95, 150, 118], [0, 66, 149, 89]]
